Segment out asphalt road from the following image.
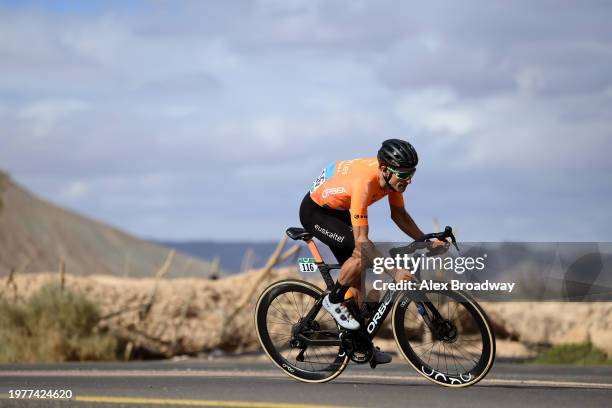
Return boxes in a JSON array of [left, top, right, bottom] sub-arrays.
[[1, 358, 611, 408]]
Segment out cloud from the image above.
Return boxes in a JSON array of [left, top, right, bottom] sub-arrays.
[[17, 99, 90, 136], [59, 180, 89, 200], [394, 88, 477, 135], [1, 1, 611, 241]]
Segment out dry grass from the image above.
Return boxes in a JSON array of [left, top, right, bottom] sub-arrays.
[[0, 283, 117, 363]]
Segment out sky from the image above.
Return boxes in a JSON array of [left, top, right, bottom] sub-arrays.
[[1, 0, 611, 242]]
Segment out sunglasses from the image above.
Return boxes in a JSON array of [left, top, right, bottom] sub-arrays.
[[387, 167, 416, 180]]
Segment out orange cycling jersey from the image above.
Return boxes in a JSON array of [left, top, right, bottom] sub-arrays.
[[309, 158, 404, 226]]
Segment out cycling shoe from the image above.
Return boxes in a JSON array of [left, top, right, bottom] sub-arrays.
[[370, 346, 392, 369], [322, 294, 360, 330]]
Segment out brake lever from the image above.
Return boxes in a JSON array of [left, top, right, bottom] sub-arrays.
[[443, 226, 460, 252]]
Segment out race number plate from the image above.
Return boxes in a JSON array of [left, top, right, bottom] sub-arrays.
[[298, 257, 318, 273]]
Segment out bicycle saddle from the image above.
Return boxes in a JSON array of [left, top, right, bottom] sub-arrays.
[[286, 227, 313, 241]]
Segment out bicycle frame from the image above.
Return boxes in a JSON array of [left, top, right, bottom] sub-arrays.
[[295, 238, 426, 343]]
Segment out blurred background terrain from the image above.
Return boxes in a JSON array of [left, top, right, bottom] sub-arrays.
[[1, 1, 611, 365], [0, 172, 218, 278]]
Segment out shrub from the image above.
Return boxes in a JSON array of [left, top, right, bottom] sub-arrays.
[[534, 343, 611, 365], [0, 283, 117, 362]]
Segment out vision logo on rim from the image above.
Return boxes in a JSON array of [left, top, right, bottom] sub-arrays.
[[421, 366, 473, 385]]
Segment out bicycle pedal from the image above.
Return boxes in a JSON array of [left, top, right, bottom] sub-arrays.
[[296, 348, 306, 362]]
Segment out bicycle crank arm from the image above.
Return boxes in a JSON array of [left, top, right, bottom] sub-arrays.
[[296, 334, 342, 347]]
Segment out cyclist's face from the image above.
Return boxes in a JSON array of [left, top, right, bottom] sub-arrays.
[[388, 167, 414, 192]]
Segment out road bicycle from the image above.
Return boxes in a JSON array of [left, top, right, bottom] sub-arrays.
[[254, 226, 495, 387]]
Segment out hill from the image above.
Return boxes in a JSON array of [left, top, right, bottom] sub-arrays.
[[0, 172, 217, 278]]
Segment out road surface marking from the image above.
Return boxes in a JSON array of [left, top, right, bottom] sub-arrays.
[[74, 395, 352, 408], [1, 369, 611, 389]]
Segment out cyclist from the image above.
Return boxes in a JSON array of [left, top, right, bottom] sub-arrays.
[[299, 139, 445, 364]]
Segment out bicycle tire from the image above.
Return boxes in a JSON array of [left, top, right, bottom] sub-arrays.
[[392, 289, 496, 387], [255, 279, 349, 383]]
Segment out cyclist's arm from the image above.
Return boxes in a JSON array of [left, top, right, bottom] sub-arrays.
[[351, 225, 383, 264], [349, 183, 385, 266], [349, 182, 404, 277], [352, 224, 412, 283], [390, 204, 424, 240], [391, 204, 448, 251]]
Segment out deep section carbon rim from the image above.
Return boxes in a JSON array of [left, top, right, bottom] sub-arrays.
[[393, 289, 495, 387], [255, 280, 348, 382]]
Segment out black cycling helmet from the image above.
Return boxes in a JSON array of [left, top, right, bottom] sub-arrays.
[[377, 139, 418, 168]]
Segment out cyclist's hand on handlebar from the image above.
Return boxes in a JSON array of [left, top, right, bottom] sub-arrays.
[[427, 239, 450, 255], [392, 269, 413, 283], [430, 238, 449, 249]]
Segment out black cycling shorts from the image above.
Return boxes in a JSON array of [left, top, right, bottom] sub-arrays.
[[299, 193, 355, 264]]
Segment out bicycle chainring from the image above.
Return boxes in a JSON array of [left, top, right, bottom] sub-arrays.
[[340, 331, 374, 364]]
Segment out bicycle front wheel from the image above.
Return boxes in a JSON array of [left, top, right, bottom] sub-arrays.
[[392, 289, 495, 387], [255, 279, 348, 383]]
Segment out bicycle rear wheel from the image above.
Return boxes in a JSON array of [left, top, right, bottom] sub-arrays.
[[255, 279, 348, 383], [392, 289, 495, 387]]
